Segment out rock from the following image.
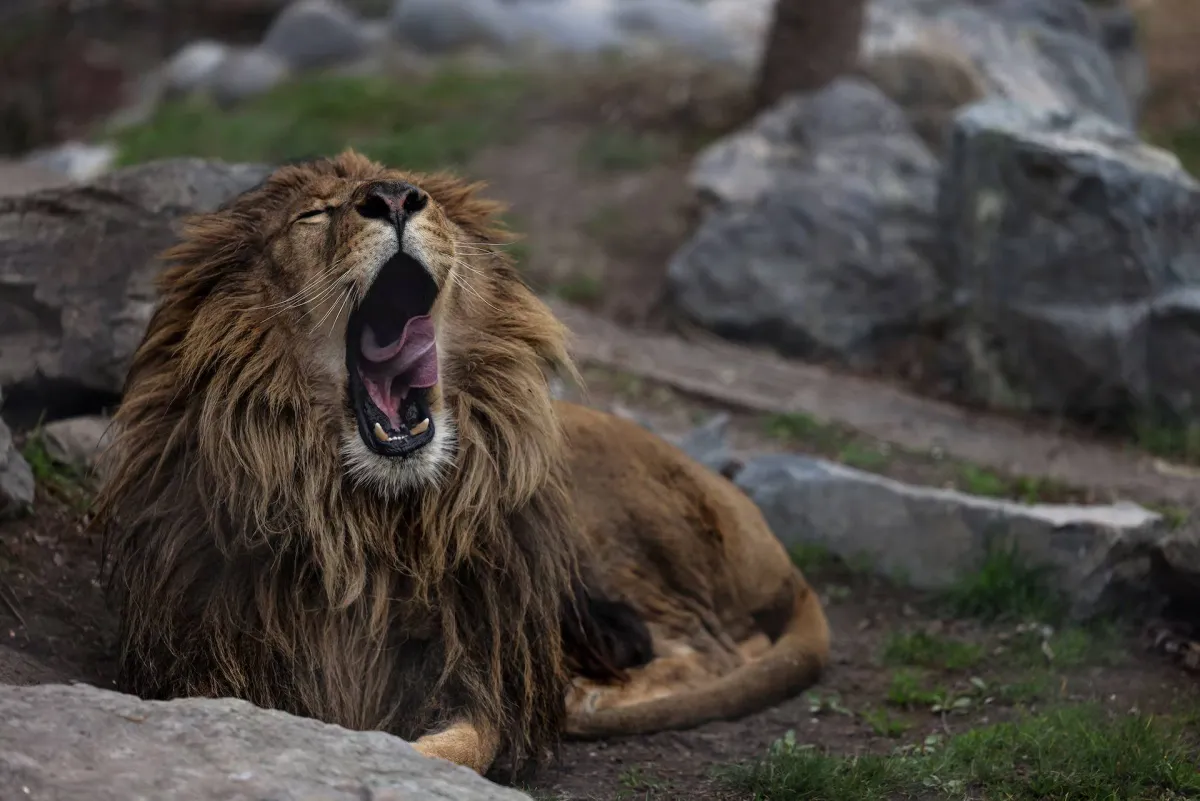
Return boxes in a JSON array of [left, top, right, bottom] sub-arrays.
[[736, 454, 1166, 618], [939, 99, 1200, 421], [24, 142, 117, 182], [389, 0, 519, 54], [39, 415, 112, 472], [0, 683, 533, 801], [675, 413, 741, 478], [0, 159, 271, 427], [208, 47, 291, 106], [162, 40, 231, 96], [863, 0, 1135, 131], [667, 78, 942, 368], [1090, 1, 1147, 116], [261, 0, 373, 71], [0, 413, 34, 515]]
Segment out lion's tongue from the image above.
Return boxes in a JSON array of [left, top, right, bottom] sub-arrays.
[[359, 315, 438, 430]]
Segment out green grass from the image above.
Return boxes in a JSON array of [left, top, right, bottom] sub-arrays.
[[18, 428, 90, 512], [862, 708, 912, 738], [578, 128, 669, 171], [882, 631, 984, 671], [1133, 415, 1200, 466], [722, 705, 1200, 801], [1153, 124, 1200, 178], [112, 69, 534, 170], [555, 274, 605, 306], [939, 542, 1068, 624]]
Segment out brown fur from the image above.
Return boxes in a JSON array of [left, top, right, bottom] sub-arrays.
[[95, 150, 830, 778], [95, 151, 583, 774]]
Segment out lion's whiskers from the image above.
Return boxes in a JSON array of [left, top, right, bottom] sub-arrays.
[[245, 253, 348, 313]]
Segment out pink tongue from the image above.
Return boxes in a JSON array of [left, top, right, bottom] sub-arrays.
[[359, 315, 438, 430]]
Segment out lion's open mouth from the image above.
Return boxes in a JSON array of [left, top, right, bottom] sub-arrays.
[[345, 251, 439, 458]]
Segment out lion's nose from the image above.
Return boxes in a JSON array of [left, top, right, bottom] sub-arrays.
[[356, 181, 428, 226]]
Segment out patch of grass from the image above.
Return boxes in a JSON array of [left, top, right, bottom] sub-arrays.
[[554, 274, 605, 306], [19, 428, 90, 511], [958, 464, 1070, 504], [862, 707, 912, 738], [837, 442, 890, 471], [1154, 124, 1200, 178], [1000, 621, 1128, 670], [1133, 415, 1200, 465], [762, 412, 844, 450], [882, 631, 983, 671], [789, 543, 839, 575], [1149, 503, 1192, 531], [722, 705, 1200, 801], [616, 766, 669, 800], [885, 669, 945, 709], [113, 69, 533, 170], [578, 128, 669, 171], [940, 542, 1068, 625]]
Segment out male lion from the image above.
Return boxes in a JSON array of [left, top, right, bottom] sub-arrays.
[[95, 150, 829, 777]]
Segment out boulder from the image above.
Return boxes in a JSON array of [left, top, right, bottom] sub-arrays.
[[261, 0, 373, 71], [39, 415, 112, 473], [0, 159, 270, 427], [675, 413, 740, 478], [0, 683, 532, 801], [736, 454, 1166, 618], [209, 47, 292, 106], [863, 0, 1135, 131], [0, 413, 34, 515], [666, 78, 943, 368], [388, 0, 520, 54], [161, 40, 232, 96], [939, 99, 1200, 421]]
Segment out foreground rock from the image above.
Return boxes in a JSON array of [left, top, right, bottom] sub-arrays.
[[0, 683, 532, 801], [736, 454, 1166, 619], [940, 99, 1200, 422], [0, 159, 269, 426], [667, 78, 942, 368]]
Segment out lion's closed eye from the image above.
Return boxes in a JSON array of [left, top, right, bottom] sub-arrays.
[[293, 207, 337, 224]]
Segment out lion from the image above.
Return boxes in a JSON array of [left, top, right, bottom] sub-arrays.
[[94, 149, 830, 778]]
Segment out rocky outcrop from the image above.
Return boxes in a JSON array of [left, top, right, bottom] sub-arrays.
[[0, 159, 269, 427], [735, 453, 1168, 619], [0, 683, 532, 801], [939, 99, 1200, 422], [667, 78, 942, 368]]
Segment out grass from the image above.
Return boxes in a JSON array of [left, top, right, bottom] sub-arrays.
[[1132, 416, 1200, 467], [939, 542, 1068, 625], [882, 631, 983, 671], [578, 128, 670, 171], [112, 69, 534, 170], [19, 427, 90, 512], [722, 705, 1200, 801], [861, 708, 912, 738], [555, 274, 605, 306]]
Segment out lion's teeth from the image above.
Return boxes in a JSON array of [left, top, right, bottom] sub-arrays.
[[373, 422, 390, 443], [410, 418, 430, 436]]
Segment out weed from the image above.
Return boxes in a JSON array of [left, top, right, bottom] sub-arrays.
[[1133, 415, 1200, 465], [578, 128, 668, 171], [837, 442, 890, 471], [939, 542, 1067, 624], [555, 274, 605, 306], [113, 69, 532, 170], [1000, 621, 1128, 670], [805, 691, 854, 717], [885, 669, 944, 709], [616, 766, 668, 800], [881, 631, 983, 671], [862, 708, 912, 738], [722, 705, 1200, 801], [1149, 502, 1192, 531], [959, 464, 1008, 497], [19, 429, 89, 512], [789, 543, 839, 575]]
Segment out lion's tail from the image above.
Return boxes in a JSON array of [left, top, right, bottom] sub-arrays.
[[564, 572, 830, 739]]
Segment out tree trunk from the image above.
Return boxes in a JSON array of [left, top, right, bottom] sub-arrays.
[[754, 0, 868, 113]]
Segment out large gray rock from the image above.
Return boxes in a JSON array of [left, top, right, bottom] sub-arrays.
[[0, 396, 34, 514], [40, 415, 111, 473], [389, 0, 520, 54], [0, 683, 532, 801], [736, 454, 1166, 618], [939, 99, 1200, 420], [0, 159, 270, 426], [667, 78, 943, 368], [262, 0, 373, 70], [209, 47, 292, 106], [863, 0, 1135, 130]]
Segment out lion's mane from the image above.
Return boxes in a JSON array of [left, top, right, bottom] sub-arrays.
[[95, 155, 599, 772]]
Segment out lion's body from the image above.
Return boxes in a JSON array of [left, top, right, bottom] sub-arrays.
[[95, 151, 828, 779]]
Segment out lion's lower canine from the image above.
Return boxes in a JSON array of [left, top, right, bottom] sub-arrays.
[[95, 150, 829, 776]]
